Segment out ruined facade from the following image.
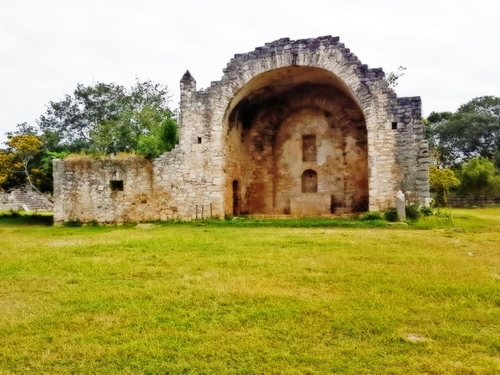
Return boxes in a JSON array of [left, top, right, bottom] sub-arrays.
[[53, 36, 430, 224]]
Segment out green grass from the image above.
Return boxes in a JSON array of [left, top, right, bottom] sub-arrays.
[[1, 208, 500, 374]]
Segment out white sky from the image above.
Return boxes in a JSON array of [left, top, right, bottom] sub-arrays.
[[1, 0, 499, 145]]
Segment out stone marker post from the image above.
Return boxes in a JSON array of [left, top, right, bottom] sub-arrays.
[[396, 190, 406, 221]]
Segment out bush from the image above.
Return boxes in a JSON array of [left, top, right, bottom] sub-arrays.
[[420, 205, 434, 217], [361, 212, 384, 221], [384, 208, 399, 222], [0, 210, 20, 218], [405, 204, 421, 220], [9, 209, 20, 217], [63, 219, 83, 227]]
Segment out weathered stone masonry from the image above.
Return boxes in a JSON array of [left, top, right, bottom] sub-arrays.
[[53, 36, 430, 224]]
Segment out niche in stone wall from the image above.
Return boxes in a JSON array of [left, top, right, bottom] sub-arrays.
[[302, 135, 316, 161], [110, 180, 124, 191], [301, 170, 318, 193]]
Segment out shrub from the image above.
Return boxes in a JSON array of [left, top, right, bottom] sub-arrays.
[[9, 209, 20, 217], [405, 204, 421, 220], [384, 208, 399, 222], [63, 219, 83, 227], [420, 205, 434, 217], [430, 165, 460, 207], [361, 212, 384, 221]]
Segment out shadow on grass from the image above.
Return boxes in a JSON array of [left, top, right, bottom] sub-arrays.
[[0, 211, 54, 226], [2, 207, 498, 231]]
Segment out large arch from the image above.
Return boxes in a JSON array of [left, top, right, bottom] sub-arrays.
[[223, 66, 368, 216], [174, 36, 429, 220], [53, 36, 429, 224]]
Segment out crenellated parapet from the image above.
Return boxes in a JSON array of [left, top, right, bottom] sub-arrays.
[[221, 36, 386, 83]]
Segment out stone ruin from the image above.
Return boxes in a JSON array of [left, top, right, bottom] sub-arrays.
[[53, 36, 430, 224], [0, 185, 54, 212]]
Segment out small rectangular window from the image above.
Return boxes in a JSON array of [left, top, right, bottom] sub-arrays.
[[302, 135, 317, 161], [110, 180, 123, 191], [391, 122, 398, 130], [197, 137, 202, 144]]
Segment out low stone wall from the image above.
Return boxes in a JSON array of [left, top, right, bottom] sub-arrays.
[[53, 156, 159, 224], [53, 152, 224, 225], [447, 195, 500, 207]]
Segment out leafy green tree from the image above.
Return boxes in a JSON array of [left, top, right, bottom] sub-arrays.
[[425, 96, 500, 168], [40, 150, 70, 176], [35, 79, 176, 155], [457, 157, 500, 199], [90, 104, 176, 156], [136, 112, 178, 159], [424, 112, 453, 168], [429, 165, 460, 207]]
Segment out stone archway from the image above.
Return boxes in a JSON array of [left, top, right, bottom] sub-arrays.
[[54, 36, 429, 224], [224, 66, 368, 216]]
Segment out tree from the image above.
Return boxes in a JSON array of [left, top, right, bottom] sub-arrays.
[[0, 151, 15, 186], [136, 111, 179, 159], [425, 96, 500, 168], [40, 150, 70, 177], [457, 157, 500, 199], [429, 165, 460, 207], [7, 135, 44, 192], [90, 104, 176, 156], [36, 79, 176, 155], [424, 112, 453, 168]]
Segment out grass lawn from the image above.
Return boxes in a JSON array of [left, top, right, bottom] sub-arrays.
[[0, 208, 499, 374]]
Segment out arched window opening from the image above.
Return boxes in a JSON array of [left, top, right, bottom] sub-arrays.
[[301, 170, 318, 193]]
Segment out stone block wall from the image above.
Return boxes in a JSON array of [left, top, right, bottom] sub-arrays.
[[53, 35, 429, 224], [53, 156, 158, 224], [53, 151, 224, 224]]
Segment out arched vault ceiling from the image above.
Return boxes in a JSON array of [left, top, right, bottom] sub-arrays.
[[228, 81, 365, 135]]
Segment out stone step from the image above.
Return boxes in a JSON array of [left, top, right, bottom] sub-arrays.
[[0, 187, 54, 212]]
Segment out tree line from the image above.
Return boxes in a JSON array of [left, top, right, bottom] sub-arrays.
[[0, 78, 499, 206], [426, 96, 500, 206]]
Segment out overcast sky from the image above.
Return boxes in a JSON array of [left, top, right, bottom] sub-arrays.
[[1, 0, 499, 145]]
